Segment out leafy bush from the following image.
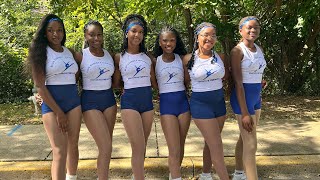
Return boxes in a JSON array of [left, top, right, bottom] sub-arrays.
[[0, 42, 32, 103]]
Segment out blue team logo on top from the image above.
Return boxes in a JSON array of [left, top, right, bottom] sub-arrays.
[[253, 62, 266, 73], [203, 69, 217, 80], [96, 68, 110, 79], [133, 65, 145, 77], [258, 62, 266, 70], [167, 72, 178, 82], [62, 61, 75, 73]]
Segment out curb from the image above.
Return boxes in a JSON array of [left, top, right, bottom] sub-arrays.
[[1, 155, 320, 179]]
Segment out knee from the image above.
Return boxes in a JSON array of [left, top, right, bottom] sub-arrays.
[[68, 135, 80, 145], [68, 143, 79, 153], [52, 146, 67, 160], [98, 142, 112, 154], [244, 142, 257, 154]]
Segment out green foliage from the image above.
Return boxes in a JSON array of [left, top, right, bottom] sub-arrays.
[[0, 0, 319, 104], [0, 42, 33, 103]]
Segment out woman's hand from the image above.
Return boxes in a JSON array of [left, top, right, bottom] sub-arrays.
[[241, 114, 254, 133], [56, 112, 68, 133], [35, 93, 43, 106]]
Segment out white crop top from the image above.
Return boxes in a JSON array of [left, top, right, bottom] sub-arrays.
[[155, 54, 185, 94], [239, 42, 266, 83], [45, 46, 78, 85], [119, 52, 151, 89], [80, 48, 114, 90], [189, 51, 225, 92]]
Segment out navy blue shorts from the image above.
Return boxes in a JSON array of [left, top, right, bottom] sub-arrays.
[[81, 88, 116, 112], [230, 83, 262, 115], [190, 88, 226, 119], [120, 86, 153, 113], [41, 84, 81, 115], [159, 90, 190, 117]]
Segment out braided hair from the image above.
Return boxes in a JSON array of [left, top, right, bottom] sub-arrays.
[[120, 14, 148, 55], [153, 26, 187, 57], [83, 20, 104, 48], [186, 22, 217, 70], [28, 14, 66, 76]]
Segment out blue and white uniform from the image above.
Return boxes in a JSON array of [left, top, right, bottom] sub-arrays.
[[189, 51, 226, 119], [42, 46, 80, 114], [119, 52, 153, 113], [230, 42, 267, 115], [80, 47, 116, 112], [155, 54, 189, 116]]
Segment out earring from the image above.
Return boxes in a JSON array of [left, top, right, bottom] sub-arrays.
[[125, 35, 128, 38]]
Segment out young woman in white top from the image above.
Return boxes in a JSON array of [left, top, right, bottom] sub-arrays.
[[113, 14, 157, 180], [230, 16, 266, 180], [153, 26, 191, 180], [28, 14, 81, 180], [183, 22, 229, 180], [74, 20, 117, 180]]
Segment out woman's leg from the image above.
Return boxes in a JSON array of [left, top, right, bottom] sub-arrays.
[[236, 114, 258, 180], [122, 109, 153, 180], [42, 113, 68, 180], [140, 110, 154, 144], [202, 115, 226, 175], [160, 115, 182, 179], [103, 105, 117, 140], [234, 109, 261, 179], [234, 133, 244, 172], [177, 111, 191, 166], [84, 108, 114, 179], [66, 106, 82, 176], [194, 119, 229, 180]]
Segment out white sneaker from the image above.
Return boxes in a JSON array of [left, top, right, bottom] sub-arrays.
[[199, 173, 213, 180], [232, 173, 247, 180]]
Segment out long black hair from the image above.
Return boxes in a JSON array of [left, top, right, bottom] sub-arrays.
[[83, 20, 104, 48], [153, 26, 187, 57], [120, 14, 148, 55], [186, 22, 216, 70], [27, 14, 66, 75]]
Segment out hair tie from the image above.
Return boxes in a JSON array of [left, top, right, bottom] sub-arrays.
[[239, 17, 257, 29], [48, 18, 62, 23], [195, 25, 216, 35], [125, 22, 144, 34]]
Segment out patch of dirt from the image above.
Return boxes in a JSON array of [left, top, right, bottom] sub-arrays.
[[0, 96, 319, 125]]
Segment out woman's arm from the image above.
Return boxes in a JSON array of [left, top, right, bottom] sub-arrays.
[[182, 54, 192, 89], [218, 53, 230, 81], [230, 46, 253, 132], [32, 69, 68, 132], [69, 48, 82, 82], [112, 53, 123, 89], [150, 56, 158, 90]]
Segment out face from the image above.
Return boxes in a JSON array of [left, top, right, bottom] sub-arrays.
[[46, 20, 64, 47], [127, 25, 144, 46], [159, 32, 176, 54], [197, 27, 217, 51], [240, 20, 260, 41], [85, 24, 103, 49]]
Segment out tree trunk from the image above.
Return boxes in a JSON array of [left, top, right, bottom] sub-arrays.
[[183, 8, 194, 52]]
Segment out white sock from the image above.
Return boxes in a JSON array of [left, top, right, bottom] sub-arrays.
[[172, 178, 182, 180], [234, 170, 245, 174], [202, 172, 212, 177], [66, 174, 77, 180]]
